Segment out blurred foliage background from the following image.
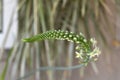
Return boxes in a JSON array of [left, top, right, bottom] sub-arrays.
[[0, 0, 120, 80]]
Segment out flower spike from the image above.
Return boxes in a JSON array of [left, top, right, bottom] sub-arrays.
[[22, 30, 101, 65]]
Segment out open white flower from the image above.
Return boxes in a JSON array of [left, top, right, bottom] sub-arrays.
[[90, 38, 97, 47], [75, 50, 83, 59], [88, 47, 101, 59]]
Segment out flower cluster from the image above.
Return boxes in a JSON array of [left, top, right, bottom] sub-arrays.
[[75, 38, 101, 65], [23, 30, 101, 65]]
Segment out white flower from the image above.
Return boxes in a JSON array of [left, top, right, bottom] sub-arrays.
[[90, 38, 97, 47], [88, 47, 101, 59], [75, 50, 83, 59]]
